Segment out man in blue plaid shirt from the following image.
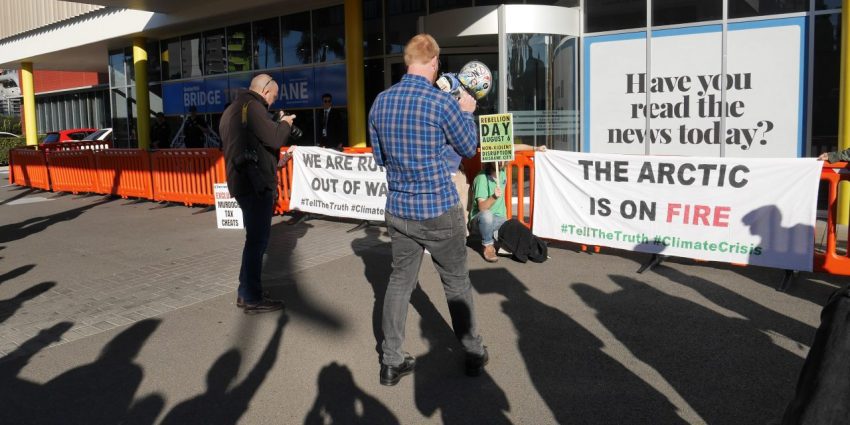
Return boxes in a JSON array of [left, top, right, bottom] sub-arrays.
[[369, 34, 488, 386]]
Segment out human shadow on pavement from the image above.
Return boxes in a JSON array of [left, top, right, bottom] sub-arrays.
[[574, 275, 804, 424], [0, 319, 164, 425], [651, 263, 816, 352], [0, 197, 115, 244], [261, 221, 343, 331], [471, 269, 685, 424], [0, 264, 35, 285], [304, 362, 399, 425], [161, 312, 288, 425], [413, 314, 512, 424], [351, 226, 393, 357], [0, 281, 56, 325]]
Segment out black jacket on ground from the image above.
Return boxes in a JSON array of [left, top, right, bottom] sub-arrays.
[[220, 90, 291, 197], [497, 219, 548, 263], [782, 286, 850, 424]]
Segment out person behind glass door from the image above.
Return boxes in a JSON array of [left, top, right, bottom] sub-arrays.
[[318, 93, 346, 151], [151, 112, 170, 149]]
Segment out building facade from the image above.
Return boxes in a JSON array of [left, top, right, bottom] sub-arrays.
[[0, 0, 842, 158]]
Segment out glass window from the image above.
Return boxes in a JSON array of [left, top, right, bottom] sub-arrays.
[[585, 0, 646, 33], [109, 51, 126, 87], [812, 13, 841, 157], [363, 0, 383, 57], [817, 0, 841, 10], [204, 29, 227, 75], [653, 0, 721, 26], [227, 24, 252, 72], [507, 34, 577, 151], [111, 88, 129, 147], [253, 18, 282, 69], [146, 41, 161, 82], [282, 11, 311, 66], [364, 58, 384, 114], [161, 38, 181, 80], [430, 0, 472, 13], [124, 48, 135, 86], [386, 0, 425, 54], [313, 6, 346, 62], [728, 0, 807, 18], [181, 33, 203, 78]]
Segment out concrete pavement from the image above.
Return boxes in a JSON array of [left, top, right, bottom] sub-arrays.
[[0, 175, 848, 424]]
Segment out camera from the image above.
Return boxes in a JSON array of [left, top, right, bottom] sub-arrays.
[[273, 111, 302, 141]]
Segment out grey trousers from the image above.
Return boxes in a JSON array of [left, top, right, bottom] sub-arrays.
[[382, 203, 485, 367]]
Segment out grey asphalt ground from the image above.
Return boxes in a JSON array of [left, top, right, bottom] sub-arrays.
[[1, 165, 848, 424]]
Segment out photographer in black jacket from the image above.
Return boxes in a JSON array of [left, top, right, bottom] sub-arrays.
[[220, 74, 295, 314]]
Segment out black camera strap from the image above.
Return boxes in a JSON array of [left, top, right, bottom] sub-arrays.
[[240, 100, 262, 156]]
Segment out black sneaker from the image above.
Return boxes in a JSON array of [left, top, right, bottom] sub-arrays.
[[465, 347, 489, 377], [243, 299, 284, 315], [380, 353, 416, 386], [237, 293, 275, 309]]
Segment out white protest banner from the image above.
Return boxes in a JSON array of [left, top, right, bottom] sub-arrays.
[[533, 151, 821, 271], [289, 146, 387, 221], [213, 183, 243, 229], [584, 17, 805, 157]]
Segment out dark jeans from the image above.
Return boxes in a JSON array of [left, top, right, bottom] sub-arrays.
[[236, 189, 275, 304], [382, 203, 485, 366]]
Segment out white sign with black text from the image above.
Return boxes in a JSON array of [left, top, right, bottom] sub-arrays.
[[289, 147, 388, 221], [213, 183, 244, 229], [533, 151, 821, 271]]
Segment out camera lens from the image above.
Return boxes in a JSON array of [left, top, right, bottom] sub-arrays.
[[290, 125, 303, 140]]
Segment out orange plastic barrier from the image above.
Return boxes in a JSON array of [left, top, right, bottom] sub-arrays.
[[151, 149, 225, 206], [46, 150, 98, 194], [274, 147, 294, 214], [342, 147, 373, 154], [94, 149, 153, 199], [814, 162, 850, 276], [9, 148, 50, 190], [504, 150, 536, 229]]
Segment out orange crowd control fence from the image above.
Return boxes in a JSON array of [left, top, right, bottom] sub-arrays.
[[814, 162, 850, 276], [275, 147, 294, 214], [504, 150, 536, 229], [46, 150, 99, 194], [152, 149, 225, 206], [94, 149, 154, 199], [9, 148, 50, 191]]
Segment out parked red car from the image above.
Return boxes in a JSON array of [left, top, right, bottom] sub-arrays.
[[43, 128, 98, 143]]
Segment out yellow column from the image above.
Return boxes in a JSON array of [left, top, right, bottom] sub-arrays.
[[345, 0, 366, 147], [20, 62, 37, 146], [133, 37, 151, 150], [839, 1, 850, 224]]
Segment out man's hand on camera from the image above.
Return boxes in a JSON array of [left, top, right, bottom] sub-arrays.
[[279, 112, 296, 126], [458, 90, 477, 113]]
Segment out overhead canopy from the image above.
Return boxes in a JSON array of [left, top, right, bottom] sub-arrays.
[[0, 0, 320, 71]]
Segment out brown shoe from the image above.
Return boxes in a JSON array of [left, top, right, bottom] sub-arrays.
[[483, 245, 498, 262]]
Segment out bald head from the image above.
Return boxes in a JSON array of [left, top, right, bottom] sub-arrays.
[[250, 74, 279, 106]]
